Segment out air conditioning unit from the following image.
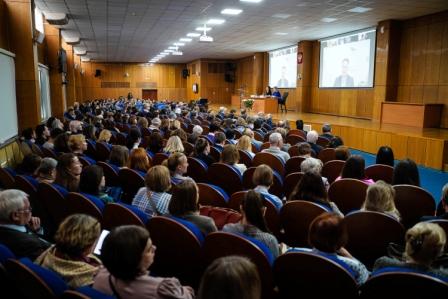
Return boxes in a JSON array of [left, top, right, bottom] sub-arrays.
[[199, 35, 213, 43], [65, 37, 80, 45], [45, 13, 69, 26]]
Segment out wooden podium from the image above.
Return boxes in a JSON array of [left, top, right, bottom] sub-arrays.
[[381, 102, 443, 128], [231, 95, 278, 114]]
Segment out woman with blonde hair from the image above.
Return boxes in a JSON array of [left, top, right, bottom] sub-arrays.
[[68, 134, 96, 165], [128, 148, 151, 175], [132, 165, 172, 216], [373, 222, 448, 280], [35, 214, 102, 288], [164, 135, 184, 154], [221, 144, 247, 175], [236, 135, 255, 158], [361, 180, 400, 221], [97, 129, 112, 145]]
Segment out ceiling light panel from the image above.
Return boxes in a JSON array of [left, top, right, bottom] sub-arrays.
[[221, 8, 243, 15], [207, 19, 226, 25]]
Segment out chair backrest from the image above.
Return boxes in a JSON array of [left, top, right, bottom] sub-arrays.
[[286, 134, 305, 146], [260, 142, 270, 151], [5, 258, 67, 299], [288, 129, 306, 139], [147, 216, 204, 288], [66, 192, 104, 221], [118, 168, 145, 204], [199, 206, 242, 230], [328, 178, 369, 214], [242, 167, 283, 198], [182, 142, 194, 156], [95, 142, 111, 162], [238, 149, 253, 168], [317, 136, 330, 148], [253, 152, 285, 176], [207, 163, 243, 196], [322, 160, 345, 184], [37, 182, 69, 231], [283, 172, 304, 199], [393, 184, 436, 228], [203, 232, 274, 299], [209, 146, 221, 162], [360, 270, 448, 297], [287, 145, 300, 157], [102, 203, 147, 230], [0, 167, 15, 189], [61, 287, 115, 299], [186, 157, 208, 183], [365, 164, 394, 184], [274, 251, 358, 298], [31, 144, 45, 157], [253, 131, 264, 142], [318, 148, 336, 164], [282, 92, 289, 101], [280, 200, 329, 247], [152, 152, 169, 166], [344, 211, 405, 269], [228, 190, 281, 237], [285, 156, 305, 175], [97, 161, 119, 186], [42, 147, 58, 159], [0, 243, 15, 264], [115, 133, 126, 146], [197, 183, 229, 207]]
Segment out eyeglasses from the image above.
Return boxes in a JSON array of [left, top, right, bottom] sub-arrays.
[[149, 244, 156, 254], [17, 207, 32, 213]]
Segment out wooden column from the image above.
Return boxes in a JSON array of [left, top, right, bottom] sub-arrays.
[[252, 52, 264, 95], [297, 40, 313, 113], [44, 23, 64, 118], [5, 0, 41, 131], [372, 20, 401, 120], [64, 41, 75, 107]]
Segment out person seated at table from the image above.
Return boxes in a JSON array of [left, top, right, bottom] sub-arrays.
[[264, 86, 272, 96], [272, 87, 281, 99]]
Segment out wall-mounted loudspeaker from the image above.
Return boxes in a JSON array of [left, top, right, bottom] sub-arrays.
[[182, 68, 190, 78], [33, 29, 45, 44], [95, 69, 102, 77]]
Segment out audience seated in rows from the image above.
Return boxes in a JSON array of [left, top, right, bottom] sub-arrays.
[[35, 157, 58, 184], [79, 165, 115, 204], [109, 145, 129, 169], [94, 225, 194, 299], [147, 132, 164, 156], [335, 145, 351, 161], [236, 135, 255, 158], [164, 135, 184, 154], [422, 182, 448, 221], [164, 152, 191, 184], [297, 142, 312, 158], [0, 189, 51, 260], [289, 172, 343, 216], [252, 164, 283, 210], [373, 222, 448, 280], [35, 214, 102, 288], [361, 180, 401, 221], [221, 145, 247, 175], [223, 190, 280, 258], [376, 146, 395, 167], [306, 130, 323, 155], [291, 213, 369, 285], [54, 153, 83, 192], [132, 165, 172, 217], [128, 148, 151, 176], [15, 153, 41, 176], [262, 132, 290, 163], [337, 155, 374, 185], [168, 180, 217, 235], [392, 158, 420, 186], [301, 157, 330, 190], [199, 255, 261, 299], [320, 123, 333, 140], [193, 138, 215, 166]]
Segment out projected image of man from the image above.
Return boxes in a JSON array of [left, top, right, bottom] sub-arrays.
[[277, 66, 289, 88], [333, 58, 354, 87]]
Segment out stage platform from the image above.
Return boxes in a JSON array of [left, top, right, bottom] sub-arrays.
[[210, 104, 448, 170]]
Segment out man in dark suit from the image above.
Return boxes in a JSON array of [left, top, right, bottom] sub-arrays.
[[0, 190, 51, 260], [333, 58, 354, 87], [320, 123, 334, 140]]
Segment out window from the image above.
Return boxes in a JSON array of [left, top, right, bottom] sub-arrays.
[[38, 64, 51, 121]]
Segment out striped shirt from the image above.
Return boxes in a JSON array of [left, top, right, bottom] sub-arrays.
[[132, 187, 171, 216]]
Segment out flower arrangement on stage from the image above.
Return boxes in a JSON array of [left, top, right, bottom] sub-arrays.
[[242, 98, 254, 110]]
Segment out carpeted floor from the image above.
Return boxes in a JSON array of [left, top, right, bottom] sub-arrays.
[[350, 149, 448, 206]]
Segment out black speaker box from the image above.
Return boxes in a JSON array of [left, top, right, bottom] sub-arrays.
[[182, 69, 190, 78], [95, 69, 102, 77]]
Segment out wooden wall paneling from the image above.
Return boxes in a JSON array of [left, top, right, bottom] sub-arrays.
[[406, 136, 427, 165], [5, 0, 41, 131], [0, 0, 10, 50], [423, 21, 443, 85], [63, 41, 75, 107], [297, 41, 313, 112], [252, 53, 264, 95], [425, 139, 444, 169]]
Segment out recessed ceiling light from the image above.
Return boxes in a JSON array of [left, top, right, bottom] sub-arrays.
[[173, 42, 185, 46], [186, 32, 201, 37], [164, 50, 174, 53], [179, 38, 192, 42], [196, 27, 212, 31], [240, 0, 262, 3], [348, 7, 372, 13], [207, 19, 226, 25], [321, 17, 337, 23], [274, 32, 288, 35], [271, 13, 291, 19], [221, 8, 243, 15], [168, 46, 177, 50]]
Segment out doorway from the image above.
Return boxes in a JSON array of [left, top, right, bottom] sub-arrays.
[[142, 89, 157, 100]]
